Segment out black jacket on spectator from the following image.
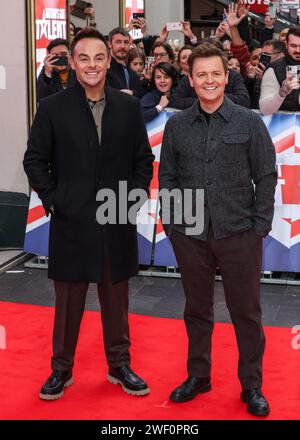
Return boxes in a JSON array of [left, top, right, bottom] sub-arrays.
[[141, 89, 174, 123], [36, 67, 76, 102], [169, 70, 250, 109], [107, 56, 142, 98], [268, 56, 300, 111]]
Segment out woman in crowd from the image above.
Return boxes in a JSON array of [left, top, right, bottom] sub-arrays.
[[127, 48, 145, 77], [177, 45, 193, 77], [140, 62, 179, 123], [227, 56, 241, 74]]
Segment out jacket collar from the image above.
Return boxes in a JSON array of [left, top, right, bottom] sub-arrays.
[[72, 79, 112, 109], [188, 95, 234, 124]]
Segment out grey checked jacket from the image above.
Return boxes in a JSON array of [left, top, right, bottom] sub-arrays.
[[158, 97, 277, 240]]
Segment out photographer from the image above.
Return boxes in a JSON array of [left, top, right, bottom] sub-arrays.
[[36, 38, 76, 102]]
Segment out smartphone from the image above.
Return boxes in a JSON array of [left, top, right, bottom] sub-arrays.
[[52, 56, 69, 67], [133, 12, 144, 19], [223, 13, 227, 23], [268, 3, 277, 19], [145, 56, 155, 70], [260, 53, 271, 68], [166, 22, 183, 32]]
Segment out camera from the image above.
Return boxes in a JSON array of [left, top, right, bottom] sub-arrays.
[[71, 0, 93, 19], [132, 13, 144, 19], [52, 56, 69, 67]]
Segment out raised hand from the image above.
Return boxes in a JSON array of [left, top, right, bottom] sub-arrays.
[[224, 3, 247, 28]]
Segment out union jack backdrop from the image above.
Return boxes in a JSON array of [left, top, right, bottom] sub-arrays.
[[24, 111, 300, 272]]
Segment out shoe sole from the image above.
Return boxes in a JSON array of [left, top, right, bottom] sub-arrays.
[[107, 374, 150, 396], [39, 377, 73, 401], [169, 383, 212, 403]]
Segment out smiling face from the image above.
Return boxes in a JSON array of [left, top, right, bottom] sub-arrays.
[[189, 55, 228, 109], [154, 69, 173, 94], [70, 38, 110, 92]]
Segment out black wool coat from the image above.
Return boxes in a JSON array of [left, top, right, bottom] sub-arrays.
[[24, 82, 155, 283]]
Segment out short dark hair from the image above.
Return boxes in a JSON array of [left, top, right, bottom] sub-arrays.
[[198, 37, 224, 52], [263, 39, 286, 55], [47, 38, 69, 53], [287, 27, 300, 42], [70, 27, 110, 56], [151, 62, 179, 88], [151, 42, 175, 63], [109, 27, 130, 42], [188, 44, 228, 76]]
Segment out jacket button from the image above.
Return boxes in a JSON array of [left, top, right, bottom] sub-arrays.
[[206, 158, 212, 164], [206, 180, 212, 186]]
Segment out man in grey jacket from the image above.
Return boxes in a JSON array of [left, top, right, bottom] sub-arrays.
[[159, 44, 277, 416]]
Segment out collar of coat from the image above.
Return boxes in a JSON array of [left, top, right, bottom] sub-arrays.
[[71, 79, 112, 110], [187, 95, 234, 124]]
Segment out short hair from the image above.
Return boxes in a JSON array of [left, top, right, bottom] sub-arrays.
[[287, 27, 300, 42], [151, 42, 175, 63], [70, 28, 110, 56], [126, 48, 145, 68], [188, 44, 228, 76], [47, 38, 69, 53], [109, 27, 130, 42], [199, 37, 224, 52], [151, 62, 179, 88], [263, 39, 286, 55]]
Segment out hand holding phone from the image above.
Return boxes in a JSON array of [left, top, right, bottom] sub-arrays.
[[166, 22, 183, 32], [260, 53, 271, 68]]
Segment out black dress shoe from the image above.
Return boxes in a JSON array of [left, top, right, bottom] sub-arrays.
[[108, 365, 150, 396], [169, 377, 211, 403], [39, 370, 73, 401], [241, 388, 270, 416]]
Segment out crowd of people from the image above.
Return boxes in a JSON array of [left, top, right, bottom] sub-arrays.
[[37, 2, 300, 120]]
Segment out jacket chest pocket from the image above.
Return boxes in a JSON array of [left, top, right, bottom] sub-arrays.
[[217, 133, 249, 166]]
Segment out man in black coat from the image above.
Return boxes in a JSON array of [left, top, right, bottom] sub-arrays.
[[169, 68, 250, 109], [106, 27, 142, 98], [24, 29, 154, 401]]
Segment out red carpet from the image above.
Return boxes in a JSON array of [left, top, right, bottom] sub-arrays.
[[0, 301, 299, 420]]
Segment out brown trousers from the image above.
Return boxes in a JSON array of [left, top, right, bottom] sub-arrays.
[[51, 250, 130, 371], [170, 227, 265, 390]]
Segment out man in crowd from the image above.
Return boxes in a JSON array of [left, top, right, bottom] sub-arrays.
[[159, 44, 277, 416], [37, 38, 76, 102], [260, 27, 300, 114], [24, 28, 154, 401], [107, 27, 142, 97]]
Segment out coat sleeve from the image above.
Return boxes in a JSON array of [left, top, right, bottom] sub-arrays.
[[248, 114, 277, 237], [23, 100, 56, 215], [169, 76, 196, 110], [132, 101, 155, 195], [140, 91, 160, 123], [158, 117, 179, 234], [36, 68, 55, 102], [226, 71, 250, 108]]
